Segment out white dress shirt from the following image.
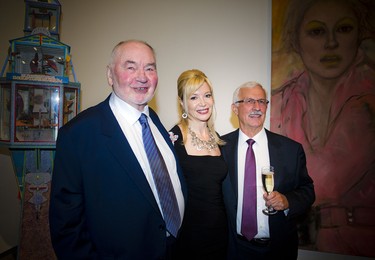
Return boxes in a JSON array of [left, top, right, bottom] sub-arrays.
[[109, 92, 185, 222], [236, 127, 270, 238]]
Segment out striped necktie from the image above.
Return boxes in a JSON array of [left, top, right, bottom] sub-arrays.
[[139, 113, 181, 237]]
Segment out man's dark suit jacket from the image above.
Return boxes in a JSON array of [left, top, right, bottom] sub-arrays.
[[49, 95, 187, 260], [222, 129, 315, 259]]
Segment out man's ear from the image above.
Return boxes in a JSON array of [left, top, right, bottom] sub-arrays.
[[106, 66, 113, 86], [232, 103, 238, 116]]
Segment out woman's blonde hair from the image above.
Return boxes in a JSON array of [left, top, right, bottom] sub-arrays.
[[177, 69, 225, 146]]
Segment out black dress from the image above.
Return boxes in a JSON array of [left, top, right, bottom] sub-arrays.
[[170, 125, 228, 260]]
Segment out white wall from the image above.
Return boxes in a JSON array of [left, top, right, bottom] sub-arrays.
[[57, 0, 271, 133], [0, 1, 371, 259], [0, 0, 24, 254]]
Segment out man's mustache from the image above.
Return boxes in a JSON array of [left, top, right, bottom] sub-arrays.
[[249, 111, 263, 116]]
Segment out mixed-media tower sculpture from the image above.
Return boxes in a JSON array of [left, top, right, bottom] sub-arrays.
[[0, 1, 80, 258]]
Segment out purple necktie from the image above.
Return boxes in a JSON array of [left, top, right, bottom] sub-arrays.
[[139, 113, 181, 237], [241, 139, 257, 240]]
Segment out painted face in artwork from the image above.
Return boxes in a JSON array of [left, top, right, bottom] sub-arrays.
[[297, 0, 359, 79]]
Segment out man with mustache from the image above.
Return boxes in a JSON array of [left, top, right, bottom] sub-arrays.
[[221, 81, 315, 259]]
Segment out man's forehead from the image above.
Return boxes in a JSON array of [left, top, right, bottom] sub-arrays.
[[240, 86, 263, 95], [119, 51, 155, 64], [123, 59, 156, 67]]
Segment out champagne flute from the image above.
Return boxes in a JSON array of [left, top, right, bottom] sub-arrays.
[[261, 166, 277, 215]]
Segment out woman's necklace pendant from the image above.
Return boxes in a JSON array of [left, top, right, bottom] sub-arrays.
[[188, 127, 218, 151]]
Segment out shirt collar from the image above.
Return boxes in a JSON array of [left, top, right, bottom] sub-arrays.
[[239, 127, 266, 146], [110, 92, 150, 125]]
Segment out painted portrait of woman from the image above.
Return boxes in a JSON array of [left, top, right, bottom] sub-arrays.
[[270, 0, 375, 257]]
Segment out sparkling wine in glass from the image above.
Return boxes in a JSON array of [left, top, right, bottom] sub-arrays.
[[262, 166, 277, 215]]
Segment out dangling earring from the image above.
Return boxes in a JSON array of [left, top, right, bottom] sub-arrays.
[[182, 112, 188, 119]]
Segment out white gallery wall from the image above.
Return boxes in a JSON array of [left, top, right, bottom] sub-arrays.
[[0, 1, 371, 259], [55, 0, 272, 133]]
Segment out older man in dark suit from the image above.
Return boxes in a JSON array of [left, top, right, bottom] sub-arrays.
[[222, 81, 315, 259], [49, 40, 187, 259]]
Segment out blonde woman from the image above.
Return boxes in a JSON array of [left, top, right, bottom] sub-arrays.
[[169, 69, 228, 259]]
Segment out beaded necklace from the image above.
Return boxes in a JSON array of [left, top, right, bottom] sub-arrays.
[[188, 127, 218, 151]]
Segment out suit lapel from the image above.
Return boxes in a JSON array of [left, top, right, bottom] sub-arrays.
[[99, 99, 161, 214], [223, 130, 240, 202], [149, 109, 188, 200], [266, 130, 283, 191]]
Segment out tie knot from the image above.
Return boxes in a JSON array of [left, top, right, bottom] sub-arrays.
[[139, 113, 148, 125], [247, 139, 255, 147]]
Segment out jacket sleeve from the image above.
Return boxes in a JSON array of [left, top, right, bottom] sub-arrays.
[[49, 126, 98, 260], [284, 143, 315, 219]]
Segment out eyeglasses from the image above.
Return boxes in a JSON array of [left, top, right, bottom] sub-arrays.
[[235, 98, 269, 106]]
